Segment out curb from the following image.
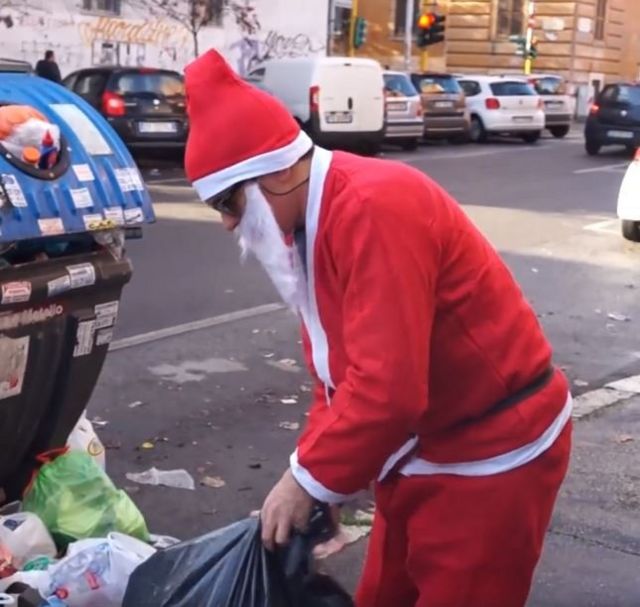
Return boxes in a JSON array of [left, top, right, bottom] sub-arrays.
[[572, 375, 640, 420]]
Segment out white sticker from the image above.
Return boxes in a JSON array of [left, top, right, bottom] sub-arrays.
[[128, 168, 144, 191], [47, 275, 71, 297], [115, 168, 134, 192], [124, 207, 144, 225], [0, 336, 29, 401], [104, 207, 125, 226], [96, 328, 114, 347], [82, 213, 104, 231], [72, 164, 95, 182], [38, 218, 65, 237], [70, 187, 93, 209], [1, 174, 27, 207], [94, 301, 119, 329], [67, 263, 96, 289], [0, 304, 64, 331], [73, 320, 96, 357], [50, 104, 112, 156], [1, 281, 31, 305]]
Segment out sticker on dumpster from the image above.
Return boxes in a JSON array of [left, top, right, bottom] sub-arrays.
[[82, 213, 105, 231], [128, 168, 144, 191], [0, 304, 63, 331], [124, 207, 144, 225], [73, 319, 96, 357], [0, 183, 8, 208], [115, 168, 135, 192], [104, 207, 125, 226], [1, 175, 27, 207], [94, 301, 119, 329], [47, 275, 71, 297], [1, 281, 32, 305], [66, 263, 96, 289], [96, 328, 113, 347], [72, 164, 95, 182], [38, 218, 65, 237], [0, 336, 29, 401], [70, 188, 94, 209]]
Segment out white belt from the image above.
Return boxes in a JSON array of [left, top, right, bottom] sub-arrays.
[[378, 392, 572, 481]]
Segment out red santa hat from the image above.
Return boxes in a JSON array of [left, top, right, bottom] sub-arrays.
[[184, 50, 313, 201]]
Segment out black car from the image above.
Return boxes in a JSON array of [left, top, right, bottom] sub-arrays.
[[62, 67, 187, 150], [584, 83, 640, 156]]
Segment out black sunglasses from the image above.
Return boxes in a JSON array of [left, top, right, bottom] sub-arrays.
[[204, 181, 244, 217]]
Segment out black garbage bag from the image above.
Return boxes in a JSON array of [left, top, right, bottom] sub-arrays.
[[122, 506, 354, 607]]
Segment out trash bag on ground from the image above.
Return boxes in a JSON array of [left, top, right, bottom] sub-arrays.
[[0, 511, 57, 567], [66, 411, 106, 470], [40, 532, 155, 607], [123, 506, 354, 607], [22, 450, 149, 550]]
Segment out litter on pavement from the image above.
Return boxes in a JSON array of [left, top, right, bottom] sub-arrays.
[[125, 468, 196, 491]]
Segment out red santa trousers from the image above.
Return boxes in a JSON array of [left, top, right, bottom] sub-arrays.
[[355, 422, 572, 607]]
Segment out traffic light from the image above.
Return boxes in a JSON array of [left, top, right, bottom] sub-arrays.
[[353, 16, 368, 49], [529, 37, 539, 59], [430, 14, 446, 45], [417, 12, 446, 48], [509, 35, 538, 60]]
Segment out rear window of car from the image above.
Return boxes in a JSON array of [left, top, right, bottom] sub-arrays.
[[458, 80, 481, 97], [615, 85, 640, 106], [530, 76, 566, 95], [112, 71, 185, 97], [384, 74, 418, 97], [490, 81, 536, 96], [412, 75, 461, 95]]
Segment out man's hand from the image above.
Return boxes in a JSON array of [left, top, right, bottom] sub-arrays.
[[261, 468, 314, 550]]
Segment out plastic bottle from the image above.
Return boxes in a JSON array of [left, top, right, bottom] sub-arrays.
[[38, 131, 58, 170]]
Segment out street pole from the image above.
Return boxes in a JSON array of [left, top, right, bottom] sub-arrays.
[[349, 0, 359, 57], [404, 0, 415, 71], [524, 0, 535, 75]]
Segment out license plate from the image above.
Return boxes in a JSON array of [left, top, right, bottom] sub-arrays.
[[608, 130, 633, 139], [545, 100, 564, 107], [138, 121, 178, 134], [434, 101, 453, 109], [387, 102, 408, 112], [325, 111, 353, 124], [513, 116, 533, 123]]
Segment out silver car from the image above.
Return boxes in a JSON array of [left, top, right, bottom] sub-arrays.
[[383, 71, 424, 150]]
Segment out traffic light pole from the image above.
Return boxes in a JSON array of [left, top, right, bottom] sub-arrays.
[[349, 0, 359, 57], [404, 0, 415, 71]]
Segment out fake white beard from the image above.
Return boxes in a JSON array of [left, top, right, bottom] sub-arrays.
[[235, 183, 307, 314]]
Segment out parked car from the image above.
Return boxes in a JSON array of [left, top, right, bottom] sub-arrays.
[[247, 57, 385, 154], [457, 75, 544, 143], [383, 71, 423, 150], [584, 82, 640, 156], [617, 149, 640, 242], [62, 67, 188, 150], [410, 72, 469, 141], [0, 58, 32, 74], [528, 73, 573, 138]]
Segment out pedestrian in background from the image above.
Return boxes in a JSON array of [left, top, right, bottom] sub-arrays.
[[184, 50, 572, 607], [35, 50, 61, 84]]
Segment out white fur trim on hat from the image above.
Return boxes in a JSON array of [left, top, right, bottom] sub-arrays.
[[192, 130, 313, 201]]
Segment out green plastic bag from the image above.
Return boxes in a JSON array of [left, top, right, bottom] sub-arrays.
[[23, 450, 149, 549]]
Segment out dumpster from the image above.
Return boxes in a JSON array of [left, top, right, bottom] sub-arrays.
[[0, 70, 155, 500]]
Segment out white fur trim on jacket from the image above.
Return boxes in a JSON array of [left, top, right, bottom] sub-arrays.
[[290, 449, 356, 504]]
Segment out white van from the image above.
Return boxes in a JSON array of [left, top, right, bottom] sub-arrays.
[[246, 57, 385, 153]]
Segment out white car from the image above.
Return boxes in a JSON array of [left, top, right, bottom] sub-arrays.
[[457, 75, 544, 143], [617, 149, 640, 242]]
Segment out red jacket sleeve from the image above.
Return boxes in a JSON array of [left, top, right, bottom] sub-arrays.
[[291, 182, 441, 502]]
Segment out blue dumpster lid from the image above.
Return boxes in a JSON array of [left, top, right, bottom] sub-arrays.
[[0, 74, 155, 244]]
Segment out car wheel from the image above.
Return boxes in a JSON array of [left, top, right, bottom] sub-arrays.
[[625, 144, 638, 157], [521, 131, 541, 144], [585, 139, 601, 156], [400, 138, 419, 151], [622, 219, 640, 242], [550, 125, 570, 139], [469, 116, 487, 143]]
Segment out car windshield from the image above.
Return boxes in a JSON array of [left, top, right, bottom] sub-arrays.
[[384, 74, 417, 98], [412, 75, 461, 95], [490, 81, 535, 96], [113, 71, 185, 97], [617, 85, 640, 106], [531, 76, 566, 95]]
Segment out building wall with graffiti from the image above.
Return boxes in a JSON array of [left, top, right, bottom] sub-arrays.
[[0, 0, 328, 77]]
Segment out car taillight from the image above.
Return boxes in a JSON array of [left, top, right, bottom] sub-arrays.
[[635, 148, 640, 162], [102, 91, 125, 117], [537, 97, 543, 109], [310, 86, 320, 113], [589, 103, 600, 115], [415, 101, 423, 117], [485, 98, 500, 110]]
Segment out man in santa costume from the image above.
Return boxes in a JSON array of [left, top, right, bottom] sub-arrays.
[[184, 50, 572, 607]]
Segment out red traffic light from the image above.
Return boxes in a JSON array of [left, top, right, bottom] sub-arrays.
[[418, 12, 436, 29]]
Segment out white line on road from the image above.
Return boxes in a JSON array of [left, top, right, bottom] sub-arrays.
[[583, 218, 620, 235], [573, 374, 640, 420], [110, 303, 286, 352], [573, 163, 628, 175]]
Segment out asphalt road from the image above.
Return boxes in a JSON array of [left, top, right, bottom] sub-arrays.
[[87, 130, 640, 605]]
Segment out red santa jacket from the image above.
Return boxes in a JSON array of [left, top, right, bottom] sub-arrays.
[[290, 147, 571, 503]]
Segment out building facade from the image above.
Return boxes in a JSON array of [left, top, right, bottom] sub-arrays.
[[0, 0, 329, 78]]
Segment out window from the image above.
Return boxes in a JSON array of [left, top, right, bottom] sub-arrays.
[[530, 76, 566, 95], [113, 71, 185, 97], [459, 80, 481, 97], [600, 85, 640, 106], [594, 0, 607, 40], [490, 81, 535, 96], [411, 74, 462, 95], [496, 0, 524, 37], [74, 72, 108, 102], [82, 0, 121, 15], [384, 73, 418, 97], [394, 0, 420, 37]]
